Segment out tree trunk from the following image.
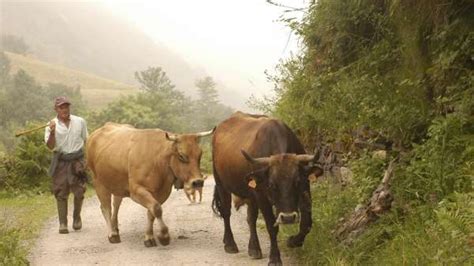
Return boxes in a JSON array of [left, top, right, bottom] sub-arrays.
[[334, 160, 396, 245]]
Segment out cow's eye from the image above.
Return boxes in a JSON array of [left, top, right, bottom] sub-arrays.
[[178, 153, 189, 163]]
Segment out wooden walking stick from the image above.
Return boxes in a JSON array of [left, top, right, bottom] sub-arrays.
[[15, 123, 49, 137]]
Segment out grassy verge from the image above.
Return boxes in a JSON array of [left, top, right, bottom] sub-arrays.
[[0, 185, 95, 265], [0, 191, 56, 265], [278, 181, 474, 265]]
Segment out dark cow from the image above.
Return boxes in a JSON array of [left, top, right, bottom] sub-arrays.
[[211, 112, 322, 266]]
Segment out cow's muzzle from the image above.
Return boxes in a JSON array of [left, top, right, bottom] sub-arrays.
[[274, 212, 299, 227], [191, 179, 204, 188]]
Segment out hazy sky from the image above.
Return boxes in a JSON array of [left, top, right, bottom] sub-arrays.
[[101, 0, 306, 100]]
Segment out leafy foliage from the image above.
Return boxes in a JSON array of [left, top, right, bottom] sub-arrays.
[[0, 222, 27, 265], [193, 76, 233, 131], [134, 67, 176, 94], [262, 0, 474, 264], [0, 130, 51, 192], [90, 68, 233, 132]]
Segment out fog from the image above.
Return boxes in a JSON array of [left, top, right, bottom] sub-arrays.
[[102, 0, 305, 100], [1, 0, 306, 109]]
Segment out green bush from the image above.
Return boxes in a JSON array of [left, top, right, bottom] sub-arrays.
[[0, 222, 27, 266], [393, 114, 473, 205], [350, 152, 387, 204], [367, 192, 474, 265], [0, 130, 51, 192], [260, 0, 474, 264]]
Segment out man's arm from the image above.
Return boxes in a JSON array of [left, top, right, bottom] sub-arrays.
[[45, 120, 56, 150]]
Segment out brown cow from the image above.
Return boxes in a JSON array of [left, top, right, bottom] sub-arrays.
[[212, 112, 322, 266], [86, 123, 213, 246]]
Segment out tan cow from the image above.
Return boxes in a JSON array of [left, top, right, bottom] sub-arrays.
[[86, 123, 213, 247]]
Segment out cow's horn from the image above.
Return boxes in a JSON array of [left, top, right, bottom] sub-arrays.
[[166, 132, 178, 141], [241, 150, 270, 165], [196, 127, 216, 137], [296, 154, 315, 163]]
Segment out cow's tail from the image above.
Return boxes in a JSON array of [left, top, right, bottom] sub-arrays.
[[212, 184, 223, 218]]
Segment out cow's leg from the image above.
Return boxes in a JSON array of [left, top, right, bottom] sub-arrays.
[[288, 189, 313, 248], [95, 182, 120, 243], [247, 198, 262, 259], [111, 195, 122, 241], [256, 194, 282, 266], [144, 210, 157, 247], [131, 186, 170, 246], [214, 175, 238, 253]]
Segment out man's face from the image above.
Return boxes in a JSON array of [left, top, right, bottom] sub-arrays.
[[55, 104, 70, 120]]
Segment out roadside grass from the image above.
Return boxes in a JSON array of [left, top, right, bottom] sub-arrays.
[[278, 181, 474, 265], [0, 185, 95, 265], [0, 191, 55, 265]]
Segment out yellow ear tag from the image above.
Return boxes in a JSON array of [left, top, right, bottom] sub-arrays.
[[248, 179, 257, 189]]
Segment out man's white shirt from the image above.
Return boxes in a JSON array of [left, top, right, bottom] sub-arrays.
[[44, 115, 88, 154]]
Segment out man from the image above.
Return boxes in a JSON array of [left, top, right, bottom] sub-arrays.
[[45, 96, 88, 234]]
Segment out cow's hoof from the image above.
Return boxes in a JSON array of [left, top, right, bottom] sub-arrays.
[[72, 217, 82, 231], [59, 224, 68, 234], [287, 235, 303, 248], [248, 248, 263, 259], [108, 235, 121, 244], [144, 238, 157, 247], [224, 244, 239, 254], [268, 260, 283, 266], [158, 235, 170, 246]]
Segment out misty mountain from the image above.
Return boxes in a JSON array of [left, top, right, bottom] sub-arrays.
[[1, 1, 248, 108]]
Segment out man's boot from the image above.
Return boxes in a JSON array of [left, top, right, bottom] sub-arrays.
[[57, 199, 69, 234], [73, 197, 83, 231]]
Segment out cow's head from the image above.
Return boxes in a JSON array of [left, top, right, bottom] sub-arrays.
[[241, 150, 323, 226], [166, 128, 215, 190]]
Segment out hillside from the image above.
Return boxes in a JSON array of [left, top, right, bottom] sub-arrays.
[[263, 0, 473, 265], [1, 1, 203, 95], [6, 51, 137, 108]]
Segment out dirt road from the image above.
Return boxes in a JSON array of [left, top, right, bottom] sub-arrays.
[[29, 177, 295, 265]]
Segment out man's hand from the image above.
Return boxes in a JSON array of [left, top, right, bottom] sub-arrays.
[[47, 120, 56, 150], [49, 120, 56, 132]]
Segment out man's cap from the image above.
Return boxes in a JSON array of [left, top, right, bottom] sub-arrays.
[[54, 96, 71, 107]]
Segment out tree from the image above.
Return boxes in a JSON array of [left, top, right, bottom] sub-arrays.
[[193, 76, 233, 130], [91, 66, 193, 132], [134, 67, 175, 94], [196, 76, 219, 106]]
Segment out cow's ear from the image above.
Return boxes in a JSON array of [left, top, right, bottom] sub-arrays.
[[245, 172, 258, 189], [245, 169, 266, 189], [166, 132, 178, 142], [303, 163, 323, 179]]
